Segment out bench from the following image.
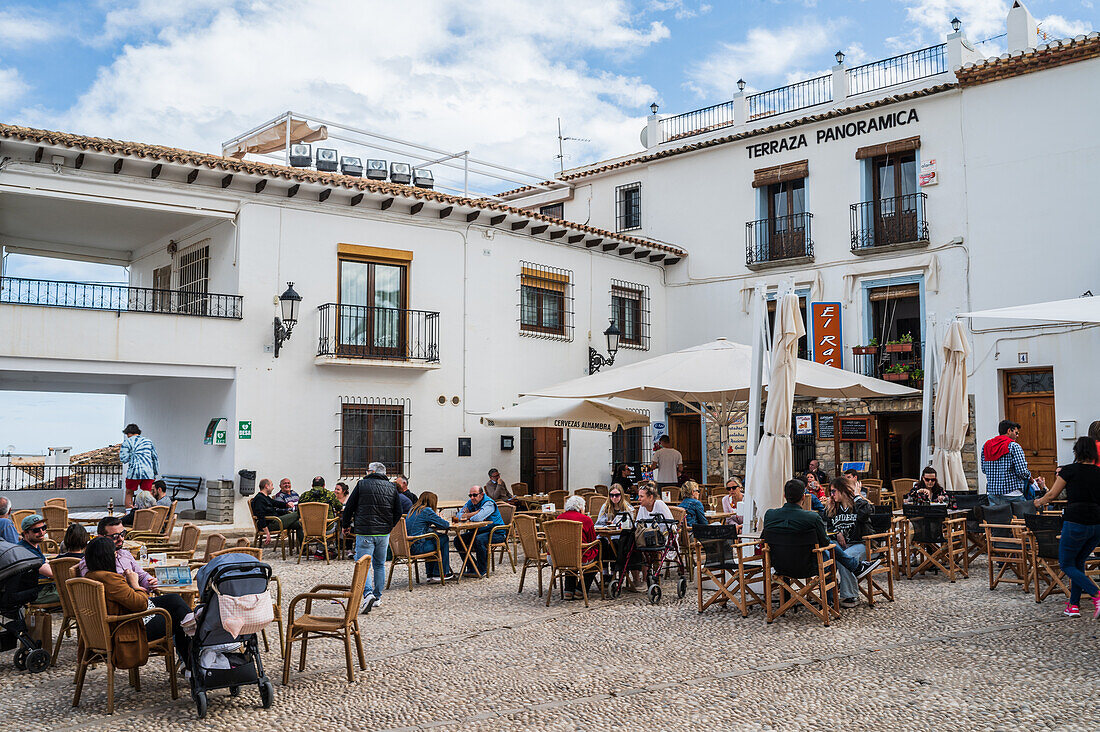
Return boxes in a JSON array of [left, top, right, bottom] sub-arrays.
[[161, 475, 203, 511]]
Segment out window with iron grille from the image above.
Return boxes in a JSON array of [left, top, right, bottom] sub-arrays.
[[610, 279, 649, 350], [519, 261, 573, 341], [539, 203, 564, 219], [178, 244, 209, 316], [611, 408, 652, 472], [338, 397, 411, 478], [615, 182, 641, 231]]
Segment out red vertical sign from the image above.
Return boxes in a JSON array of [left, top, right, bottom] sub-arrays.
[[811, 301, 842, 368]]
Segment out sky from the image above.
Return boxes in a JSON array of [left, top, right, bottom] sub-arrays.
[[0, 0, 1097, 452]]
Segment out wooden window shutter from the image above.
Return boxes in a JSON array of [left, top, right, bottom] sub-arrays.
[[752, 160, 809, 189], [855, 135, 921, 160]]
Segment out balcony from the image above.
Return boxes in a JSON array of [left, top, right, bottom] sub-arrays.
[[0, 463, 122, 491], [850, 193, 929, 254], [316, 303, 440, 366], [0, 276, 243, 319], [846, 44, 948, 97], [745, 213, 814, 269]]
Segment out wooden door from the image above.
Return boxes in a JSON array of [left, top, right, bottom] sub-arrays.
[[1004, 369, 1058, 480], [669, 414, 702, 483], [531, 427, 563, 494]]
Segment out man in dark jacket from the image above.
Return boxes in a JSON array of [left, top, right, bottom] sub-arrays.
[[342, 462, 403, 613]]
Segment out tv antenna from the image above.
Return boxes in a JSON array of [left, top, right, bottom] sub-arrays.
[[556, 118, 590, 173]]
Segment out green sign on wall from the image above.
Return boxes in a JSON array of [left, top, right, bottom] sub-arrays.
[[239, 420, 252, 440]]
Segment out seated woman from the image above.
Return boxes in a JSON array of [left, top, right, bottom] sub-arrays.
[[83, 536, 192, 671], [405, 492, 454, 582], [678, 481, 708, 528], [825, 477, 874, 608], [906, 466, 949, 504], [57, 523, 89, 558], [557, 496, 599, 600], [596, 485, 634, 527], [722, 478, 744, 527]]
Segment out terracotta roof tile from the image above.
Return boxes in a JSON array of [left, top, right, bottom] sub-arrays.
[[0, 123, 686, 258], [71, 444, 121, 465], [956, 33, 1100, 87]]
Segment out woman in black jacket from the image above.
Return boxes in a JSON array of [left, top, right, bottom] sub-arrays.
[[825, 477, 874, 607]]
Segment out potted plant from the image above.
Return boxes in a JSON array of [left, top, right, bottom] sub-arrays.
[[885, 333, 914, 353], [852, 337, 878, 356], [882, 363, 910, 382], [911, 368, 924, 389]]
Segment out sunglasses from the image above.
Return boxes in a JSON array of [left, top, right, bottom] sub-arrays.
[[26, 526, 46, 534], [468, 493, 480, 498], [109, 530, 127, 540], [923, 477, 936, 483], [610, 493, 622, 498]]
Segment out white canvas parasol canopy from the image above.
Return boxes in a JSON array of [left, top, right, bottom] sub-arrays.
[[225, 118, 328, 159], [930, 320, 971, 492], [959, 295, 1100, 325], [479, 398, 649, 433]]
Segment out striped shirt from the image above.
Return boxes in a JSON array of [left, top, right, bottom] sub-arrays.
[[119, 435, 159, 480]]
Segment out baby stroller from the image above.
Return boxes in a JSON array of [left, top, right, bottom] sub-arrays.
[[609, 516, 688, 605], [0, 540, 52, 673], [191, 554, 275, 718]]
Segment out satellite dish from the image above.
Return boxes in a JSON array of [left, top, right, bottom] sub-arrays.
[[639, 126, 649, 148]]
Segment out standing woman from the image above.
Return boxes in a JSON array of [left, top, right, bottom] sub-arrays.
[[1035, 436, 1100, 618]]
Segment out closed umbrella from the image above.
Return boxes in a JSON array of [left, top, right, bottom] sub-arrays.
[[930, 320, 970, 492], [745, 292, 803, 526]]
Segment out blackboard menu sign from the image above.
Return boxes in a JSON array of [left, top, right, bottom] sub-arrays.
[[817, 413, 835, 440], [839, 417, 871, 441]]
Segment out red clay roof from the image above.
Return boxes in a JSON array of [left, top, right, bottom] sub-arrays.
[[0, 123, 686, 258], [956, 32, 1100, 87]]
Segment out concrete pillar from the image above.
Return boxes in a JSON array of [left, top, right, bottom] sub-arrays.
[[733, 92, 747, 125], [645, 113, 660, 149], [1007, 1, 1038, 53], [831, 63, 848, 104], [947, 31, 984, 71]]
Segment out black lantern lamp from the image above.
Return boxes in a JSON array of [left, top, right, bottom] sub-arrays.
[[950, 16, 961, 32], [588, 318, 622, 374], [650, 102, 659, 115], [835, 50, 845, 64], [736, 78, 746, 92], [274, 282, 301, 358]]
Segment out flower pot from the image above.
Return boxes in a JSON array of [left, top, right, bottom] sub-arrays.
[[883, 372, 909, 382], [912, 379, 924, 389], [852, 346, 878, 355], [885, 342, 914, 353]]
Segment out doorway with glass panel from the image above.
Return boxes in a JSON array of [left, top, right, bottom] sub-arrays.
[[337, 258, 407, 358]]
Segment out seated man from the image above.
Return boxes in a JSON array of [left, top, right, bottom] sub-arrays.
[[0, 497, 21, 544], [298, 476, 344, 518], [252, 478, 303, 547], [762, 479, 880, 596], [482, 468, 514, 504], [17, 514, 58, 605], [394, 474, 418, 504], [152, 479, 172, 507], [272, 477, 299, 509], [453, 485, 505, 577]]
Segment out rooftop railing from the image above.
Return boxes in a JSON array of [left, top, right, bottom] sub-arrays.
[[0, 276, 243, 319], [659, 100, 737, 143], [746, 74, 832, 121], [0, 463, 122, 491], [846, 44, 948, 97]]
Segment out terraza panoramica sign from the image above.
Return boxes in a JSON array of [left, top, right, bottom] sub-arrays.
[[746, 108, 920, 159]]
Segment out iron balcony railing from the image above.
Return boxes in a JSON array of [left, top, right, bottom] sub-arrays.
[[746, 74, 832, 121], [850, 193, 929, 251], [0, 276, 243, 319], [0, 463, 122, 491], [746, 212, 814, 266], [846, 44, 948, 96], [317, 303, 440, 362], [658, 100, 736, 143]]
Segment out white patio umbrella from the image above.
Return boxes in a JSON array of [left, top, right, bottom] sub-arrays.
[[479, 398, 650, 433], [959, 294, 1100, 325], [746, 291, 803, 525], [930, 320, 970, 492]]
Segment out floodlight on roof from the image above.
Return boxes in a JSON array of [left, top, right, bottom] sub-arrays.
[[413, 168, 434, 189], [365, 159, 388, 180], [390, 162, 412, 185], [340, 156, 363, 177], [289, 143, 312, 167], [316, 147, 338, 172]]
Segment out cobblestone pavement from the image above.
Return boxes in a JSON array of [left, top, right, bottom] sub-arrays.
[[12, 552, 1100, 731]]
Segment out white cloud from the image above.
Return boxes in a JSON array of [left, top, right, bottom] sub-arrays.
[[16, 0, 666, 189], [0, 67, 28, 110], [1038, 14, 1090, 39], [890, 0, 1008, 50], [684, 19, 847, 98], [0, 8, 58, 46], [647, 0, 712, 20]]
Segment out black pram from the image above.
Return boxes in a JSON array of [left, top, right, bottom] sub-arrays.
[[0, 540, 52, 673], [190, 554, 275, 718]]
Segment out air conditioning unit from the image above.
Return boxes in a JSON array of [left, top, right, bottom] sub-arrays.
[[365, 159, 388, 180], [389, 162, 412, 185], [289, 143, 312, 167], [413, 168, 434, 189], [315, 147, 338, 172], [340, 156, 363, 177]]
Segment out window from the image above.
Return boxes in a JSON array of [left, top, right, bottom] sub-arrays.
[[610, 279, 649, 350], [766, 295, 809, 360], [338, 256, 408, 357], [611, 409, 652, 471], [869, 151, 922, 245], [764, 178, 808, 259], [339, 397, 410, 477], [152, 265, 171, 312], [178, 244, 209, 315], [519, 261, 573, 340], [539, 203, 564, 219], [615, 182, 641, 231], [869, 282, 921, 347]]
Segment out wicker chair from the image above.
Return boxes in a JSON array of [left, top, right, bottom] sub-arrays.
[[386, 520, 446, 590], [212, 546, 263, 560], [861, 479, 883, 505], [901, 505, 967, 581], [283, 556, 369, 684], [573, 488, 595, 499], [249, 496, 290, 560], [511, 482, 529, 497], [297, 502, 332, 564], [891, 479, 915, 509], [762, 529, 839, 626], [43, 497, 66, 509], [68, 577, 178, 714], [1024, 513, 1068, 603], [189, 534, 226, 569], [41, 504, 69, 544], [165, 523, 201, 560], [130, 504, 173, 544], [547, 490, 567, 510], [514, 514, 549, 597], [489, 504, 516, 573], [47, 557, 81, 664], [11, 509, 33, 531], [593, 484, 609, 495], [586, 495, 607, 518], [693, 524, 763, 616], [129, 508, 159, 534], [543, 519, 603, 607], [981, 502, 1030, 591]]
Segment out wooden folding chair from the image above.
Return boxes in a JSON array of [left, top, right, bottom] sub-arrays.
[[693, 524, 763, 616], [859, 510, 895, 606], [543, 519, 604, 608], [861, 479, 883, 506], [953, 494, 991, 572], [1024, 513, 1069, 603], [763, 529, 839, 626], [514, 514, 549, 597], [902, 505, 967, 581], [981, 503, 1030, 591]]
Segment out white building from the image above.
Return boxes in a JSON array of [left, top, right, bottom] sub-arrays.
[[504, 3, 1100, 491]]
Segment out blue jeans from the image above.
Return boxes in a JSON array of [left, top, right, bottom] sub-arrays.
[[355, 534, 389, 599], [834, 543, 868, 600], [454, 526, 506, 575], [987, 494, 1020, 506], [411, 535, 450, 577], [829, 542, 862, 575], [1059, 521, 1100, 605]]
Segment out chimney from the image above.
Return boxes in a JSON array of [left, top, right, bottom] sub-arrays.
[[1007, 1, 1038, 53], [46, 446, 72, 467]]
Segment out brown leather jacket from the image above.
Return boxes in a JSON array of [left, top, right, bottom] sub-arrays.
[[86, 570, 150, 669]]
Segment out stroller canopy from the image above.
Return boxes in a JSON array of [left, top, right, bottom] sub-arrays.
[[0, 541, 43, 584], [195, 553, 269, 595]]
